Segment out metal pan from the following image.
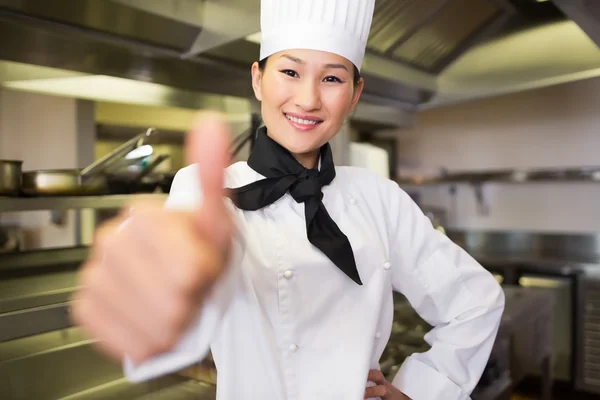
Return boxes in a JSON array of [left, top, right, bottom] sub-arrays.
[[0, 159, 23, 196], [21, 128, 158, 196], [106, 154, 170, 194]]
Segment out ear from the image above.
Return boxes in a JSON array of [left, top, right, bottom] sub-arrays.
[[349, 78, 364, 114], [251, 62, 263, 102]]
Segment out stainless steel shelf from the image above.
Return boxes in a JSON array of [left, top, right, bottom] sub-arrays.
[[0, 194, 167, 212], [397, 166, 600, 185], [0, 302, 71, 342], [0, 246, 89, 272]]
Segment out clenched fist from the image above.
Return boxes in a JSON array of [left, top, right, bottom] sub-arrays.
[[71, 113, 234, 365]]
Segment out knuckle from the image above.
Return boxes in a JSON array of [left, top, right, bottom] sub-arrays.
[[377, 387, 388, 397], [366, 386, 387, 398]]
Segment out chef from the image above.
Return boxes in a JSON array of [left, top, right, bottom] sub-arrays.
[[71, 0, 505, 399]]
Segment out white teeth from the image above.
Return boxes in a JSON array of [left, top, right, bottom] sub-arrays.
[[286, 114, 319, 125]]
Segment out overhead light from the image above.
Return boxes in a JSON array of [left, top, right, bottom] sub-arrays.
[[536, 0, 549, 2], [125, 145, 153, 160]]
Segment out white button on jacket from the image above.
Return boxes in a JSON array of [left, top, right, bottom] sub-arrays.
[[124, 162, 505, 400], [283, 270, 294, 280]]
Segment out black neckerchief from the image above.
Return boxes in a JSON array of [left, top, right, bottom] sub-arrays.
[[229, 127, 361, 285]]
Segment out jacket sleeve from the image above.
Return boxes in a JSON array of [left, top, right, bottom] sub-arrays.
[[123, 164, 244, 382], [384, 181, 505, 400]]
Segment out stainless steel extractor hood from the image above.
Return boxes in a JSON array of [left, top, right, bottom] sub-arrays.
[[0, 0, 599, 115], [553, 0, 600, 48]]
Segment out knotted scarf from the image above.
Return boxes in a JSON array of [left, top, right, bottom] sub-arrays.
[[229, 127, 361, 285]]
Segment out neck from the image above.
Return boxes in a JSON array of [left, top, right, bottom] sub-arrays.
[[292, 150, 319, 169]]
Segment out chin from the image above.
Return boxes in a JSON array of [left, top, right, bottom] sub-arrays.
[[267, 124, 318, 150], [278, 134, 323, 156]]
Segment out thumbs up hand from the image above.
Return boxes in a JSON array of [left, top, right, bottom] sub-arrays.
[[71, 112, 234, 365]]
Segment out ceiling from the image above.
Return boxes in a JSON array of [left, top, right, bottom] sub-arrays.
[[0, 0, 599, 127]]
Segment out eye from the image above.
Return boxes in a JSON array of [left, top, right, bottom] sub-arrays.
[[323, 76, 343, 83], [280, 69, 298, 78]]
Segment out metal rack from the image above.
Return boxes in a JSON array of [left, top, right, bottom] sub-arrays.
[[0, 194, 167, 212], [0, 194, 167, 343], [0, 302, 71, 342], [0, 246, 89, 272], [396, 166, 600, 185]]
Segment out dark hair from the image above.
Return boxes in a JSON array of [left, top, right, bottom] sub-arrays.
[[258, 57, 361, 86]]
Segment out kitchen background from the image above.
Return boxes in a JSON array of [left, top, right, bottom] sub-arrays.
[[1, 0, 600, 399]]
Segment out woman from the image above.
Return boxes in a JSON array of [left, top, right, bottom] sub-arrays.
[[72, 0, 505, 399]]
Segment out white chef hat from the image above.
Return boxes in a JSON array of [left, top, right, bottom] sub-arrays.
[[259, 0, 375, 71]]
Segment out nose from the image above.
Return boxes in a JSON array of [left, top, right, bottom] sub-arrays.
[[294, 78, 321, 111]]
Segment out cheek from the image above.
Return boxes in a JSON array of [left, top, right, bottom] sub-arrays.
[[261, 74, 292, 107], [322, 88, 353, 119]]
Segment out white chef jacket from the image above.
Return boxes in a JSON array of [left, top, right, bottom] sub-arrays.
[[123, 162, 505, 400]]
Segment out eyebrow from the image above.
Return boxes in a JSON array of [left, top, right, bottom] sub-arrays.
[[280, 54, 349, 71]]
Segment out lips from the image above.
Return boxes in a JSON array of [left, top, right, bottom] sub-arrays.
[[284, 113, 323, 127]]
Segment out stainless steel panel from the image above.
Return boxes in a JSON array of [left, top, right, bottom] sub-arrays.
[[0, 159, 22, 196], [61, 378, 215, 400], [519, 276, 572, 381], [444, 230, 600, 392], [0, 288, 74, 314], [0, 270, 77, 300], [0, 340, 125, 400], [0, 302, 72, 342], [0, 14, 254, 100], [578, 277, 600, 393], [447, 230, 600, 265], [0, 0, 201, 52], [0, 328, 87, 363], [0, 246, 88, 272], [398, 166, 600, 185], [366, 0, 515, 73], [553, 0, 600, 49], [0, 333, 210, 400], [391, 0, 499, 70], [0, 194, 167, 213], [0, 1, 435, 109]]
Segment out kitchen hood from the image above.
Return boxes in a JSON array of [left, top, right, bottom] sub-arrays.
[[553, 0, 600, 48], [0, 0, 599, 117]]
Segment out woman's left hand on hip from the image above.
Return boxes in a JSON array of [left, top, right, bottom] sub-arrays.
[[364, 369, 411, 400]]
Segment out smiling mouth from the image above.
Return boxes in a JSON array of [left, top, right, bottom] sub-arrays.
[[284, 113, 323, 126]]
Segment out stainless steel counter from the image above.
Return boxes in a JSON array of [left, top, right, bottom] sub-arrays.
[[447, 230, 600, 266], [2, 229, 600, 397], [446, 230, 600, 394], [0, 194, 167, 212]]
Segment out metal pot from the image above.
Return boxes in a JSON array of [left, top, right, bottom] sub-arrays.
[[21, 128, 158, 196], [0, 160, 23, 196]]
